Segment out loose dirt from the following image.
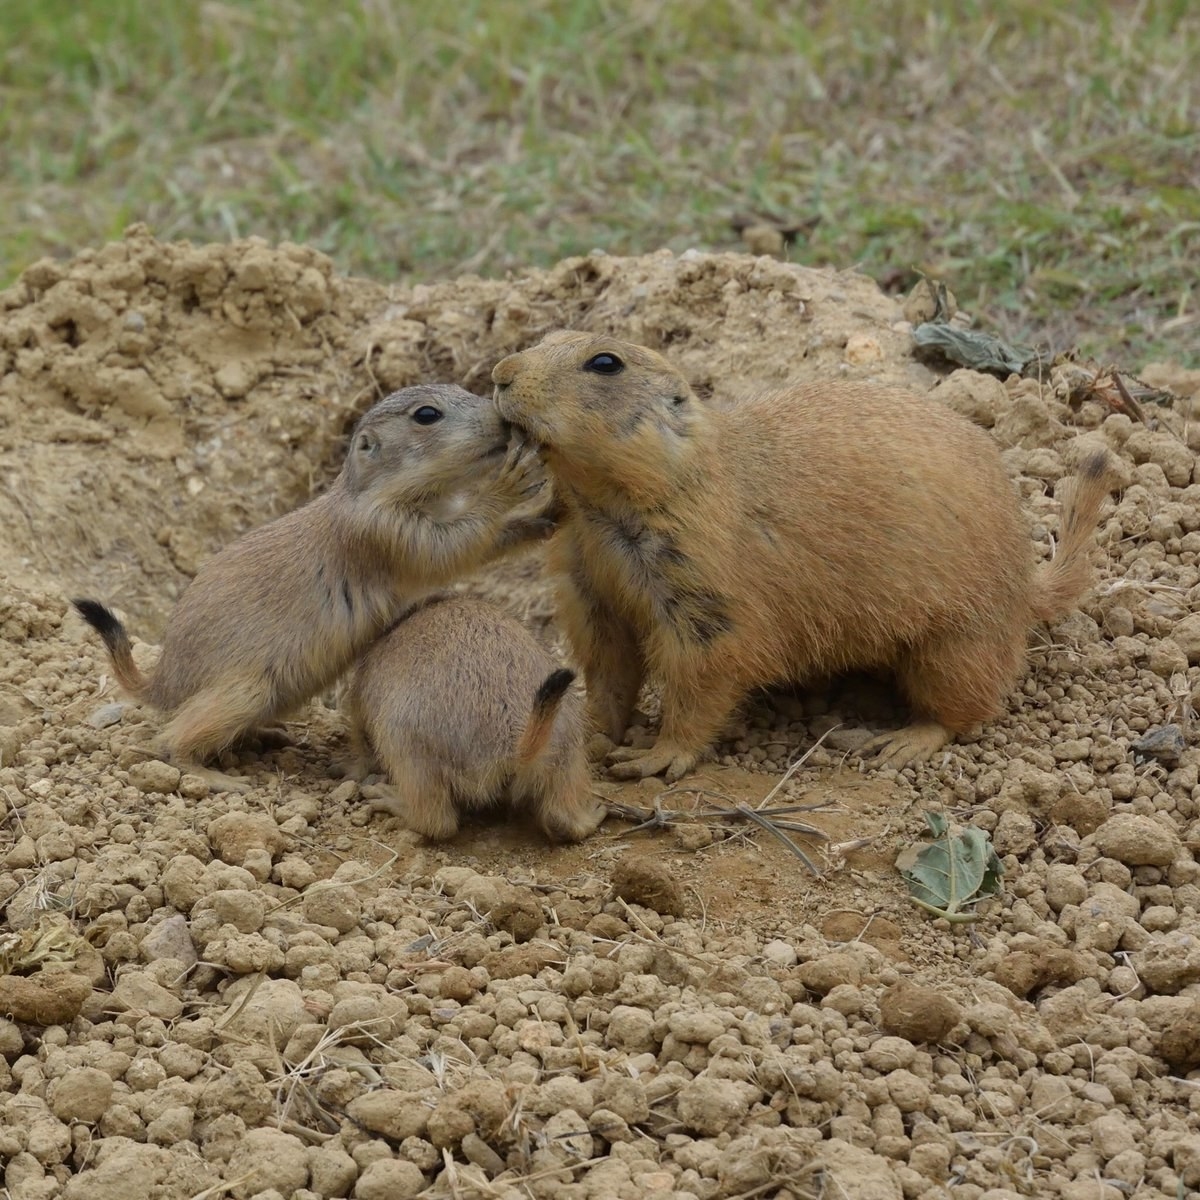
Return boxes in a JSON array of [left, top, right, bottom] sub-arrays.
[[1, 226, 1199, 1198]]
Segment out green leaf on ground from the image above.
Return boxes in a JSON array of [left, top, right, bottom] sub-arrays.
[[895, 811, 1004, 924]]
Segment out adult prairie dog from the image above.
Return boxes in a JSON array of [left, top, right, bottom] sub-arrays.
[[74, 385, 553, 793], [344, 595, 604, 842], [491, 330, 1112, 781]]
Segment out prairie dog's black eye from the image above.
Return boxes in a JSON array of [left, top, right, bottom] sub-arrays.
[[583, 352, 624, 375], [412, 406, 443, 425]]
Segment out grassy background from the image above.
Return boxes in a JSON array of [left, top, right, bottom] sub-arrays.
[[2, 0, 1196, 364]]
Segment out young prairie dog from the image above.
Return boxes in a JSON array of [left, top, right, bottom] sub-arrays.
[[344, 595, 604, 842], [74, 385, 553, 793], [492, 330, 1112, 781]]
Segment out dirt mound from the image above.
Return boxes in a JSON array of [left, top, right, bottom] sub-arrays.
[[0, 227, 920, 629], [2, 229, 1200, 1198]]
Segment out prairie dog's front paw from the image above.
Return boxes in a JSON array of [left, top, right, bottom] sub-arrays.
[[496, 437, 547, 501], [532, 481, 565, 524]]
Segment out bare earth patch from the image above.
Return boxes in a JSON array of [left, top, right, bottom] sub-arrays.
[[1, 230, 1200, 1198]]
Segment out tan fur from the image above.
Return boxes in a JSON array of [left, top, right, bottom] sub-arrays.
[[344, 596, 604, 842], [492, 330, 1113, 780], [73, 385, 554, 793]]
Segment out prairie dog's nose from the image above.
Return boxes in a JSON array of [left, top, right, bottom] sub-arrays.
[[491, 353, 519, 387]]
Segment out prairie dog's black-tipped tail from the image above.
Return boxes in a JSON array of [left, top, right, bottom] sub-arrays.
[[1030, 449, 1113, 623], [72, 599, 122, 641], [72, 598, 149, 699], [534, 668, 576, 711], [515, 667, 576, 767]]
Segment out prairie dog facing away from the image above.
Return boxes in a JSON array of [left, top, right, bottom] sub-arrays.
[[492, 330, 1113, 782], [344, 595, 604, 842], [73, 384, 554, 793]]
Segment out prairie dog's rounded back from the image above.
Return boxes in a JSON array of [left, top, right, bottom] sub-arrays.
[[716, 378, 1034, 661], [347, 595, 602, 842], [350, 596, 581, 773]]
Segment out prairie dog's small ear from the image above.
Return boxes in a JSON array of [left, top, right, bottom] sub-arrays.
[[356, 429, 381, 458]]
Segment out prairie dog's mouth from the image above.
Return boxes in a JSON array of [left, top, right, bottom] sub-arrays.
[[493, 383, 532, 428], [479, 420, 543, 462], [505, 415, 547, 453], [494, 388, 550, 451]]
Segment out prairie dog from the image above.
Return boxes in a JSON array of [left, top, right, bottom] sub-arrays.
[[73, 385, 553, 793], [491, 330, 1112, 781], [345, 596, 604, 842]]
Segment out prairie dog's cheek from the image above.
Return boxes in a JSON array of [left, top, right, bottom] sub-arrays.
[[427, 491, 475, 522]]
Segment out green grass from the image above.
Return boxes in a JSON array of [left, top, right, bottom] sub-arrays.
[[2, 0, 1196, 364]]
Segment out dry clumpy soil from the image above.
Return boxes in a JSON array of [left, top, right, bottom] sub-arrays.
[[1, 227, 1200, 1199]]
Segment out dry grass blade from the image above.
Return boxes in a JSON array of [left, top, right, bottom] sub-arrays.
[[609, 792, 832, 876], [722, 1151, 825, 1199], [823, 836, 878, 870], [608, 794, 676, 833], [188, 1176, 255, 1200], [729, 802, 825, 877], [486, 1155, 610, 1189], [755, 723, 844, 810], [610, 796, 832, 836], [615, 897, 712, 967], [1063, 363, 1179, 429], [609, 729, 844, 871], [212, 972, 267, 1032], [1110, 370, 1151, 426], [268, 1115, 335, 1143], [267, 846, 398, 914]]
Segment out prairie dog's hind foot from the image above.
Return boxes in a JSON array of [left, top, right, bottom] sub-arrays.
[[534, 791, 608, 843], [328, 753, 374, 782], [606, 742, 700, 783], [250, 722, 292, 746], [859, 721, 951, 771], [368, 780, 461, 841], [587, 732, 617, 763], [176, 760, 254, 794]]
